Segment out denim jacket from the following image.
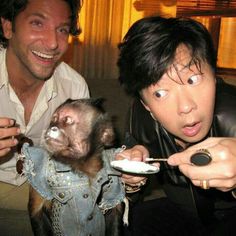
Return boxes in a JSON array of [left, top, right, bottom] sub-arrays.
[[22, 144, 126, 236]]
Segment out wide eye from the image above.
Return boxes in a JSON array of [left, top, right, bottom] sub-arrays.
[[51, 115, 58, 123], [187, 74, 201, 85], [154, 90, 167, 98], [64, 116, 74, 124]]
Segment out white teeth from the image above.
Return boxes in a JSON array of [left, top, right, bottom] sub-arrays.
[[32, 50, 53, 59]]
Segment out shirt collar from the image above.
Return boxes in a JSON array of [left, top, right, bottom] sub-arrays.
[[45, 72, 58, 101], [0, 48, 9, 88], [0, 47, 60, 100]]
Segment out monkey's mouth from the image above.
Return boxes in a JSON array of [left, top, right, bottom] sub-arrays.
[[45, 138, 66, 147], [45, 126, 69, 148], [45, 126, 62, 139], [45, 138, 72, 155]]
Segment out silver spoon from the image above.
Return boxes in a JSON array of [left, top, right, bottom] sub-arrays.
[[145, 158, 168, 162]]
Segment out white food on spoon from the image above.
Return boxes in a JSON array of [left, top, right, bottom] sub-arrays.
[[47, 127, 60, 139], [111, 159, 159, 174]]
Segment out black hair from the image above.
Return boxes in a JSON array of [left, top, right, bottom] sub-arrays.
[[0, 0, 82, 48], [117, 16, 217, 97]]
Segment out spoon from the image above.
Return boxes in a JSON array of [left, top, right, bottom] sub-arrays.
[[145, 158, 168, 162], [145, 151, 212, 166]]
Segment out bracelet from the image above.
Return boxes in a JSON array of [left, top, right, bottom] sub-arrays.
[[231, 189, 236, 199], [123, 179, 147, 193]]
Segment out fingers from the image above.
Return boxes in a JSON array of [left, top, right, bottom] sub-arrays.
[[0, 126, 21, 139], [170, 138, 236, 191], [183, 157, 236, 178], [116, 145, 149, 161], [115, 145, 150, 185], [0, 136, 19, 156], [0, 117, 16, 128], [129, 145, 149, 159], [192, 177, 236, 191], [0, 118, 21, 157], [175, 160, 236, 191], [167, 138, 225, 166], [0, 147, 11, 156], [0, 117, 20, 139], [167, 149, 194, 166]]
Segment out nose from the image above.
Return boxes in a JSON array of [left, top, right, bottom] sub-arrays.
[[177, 88, 197, 115], [47, 126, 60, 139], [44, 30, 58, 50]]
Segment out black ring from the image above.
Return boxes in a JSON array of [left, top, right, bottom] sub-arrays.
[[190, 149, 212, 166]]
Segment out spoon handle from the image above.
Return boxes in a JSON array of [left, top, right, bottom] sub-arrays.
[[145, 158, 168, 162]]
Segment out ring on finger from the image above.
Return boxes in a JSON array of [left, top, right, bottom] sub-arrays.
[[200, 179, 210, 190], [191, 149, 212, 166]]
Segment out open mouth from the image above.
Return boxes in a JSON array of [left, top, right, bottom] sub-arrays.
[[182, 122, 201, 137], [32, 50, 54, 61]]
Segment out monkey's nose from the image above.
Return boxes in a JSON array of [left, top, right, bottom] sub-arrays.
[[47, 126, 60, 139]]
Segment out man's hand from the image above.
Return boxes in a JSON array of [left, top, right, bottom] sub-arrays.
[[168, 137, 236, 192], [115, 145, 159, 187], [0, 117, 20, 156]]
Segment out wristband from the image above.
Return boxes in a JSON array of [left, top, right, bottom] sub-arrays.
[[123, 179, 147, 193]]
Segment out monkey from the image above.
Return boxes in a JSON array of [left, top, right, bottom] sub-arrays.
[[20, 98, 127, 236]]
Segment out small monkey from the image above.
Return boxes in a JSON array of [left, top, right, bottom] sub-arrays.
[[21, 98, 127, 236]]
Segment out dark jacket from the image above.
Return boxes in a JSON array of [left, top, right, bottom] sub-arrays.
[[126, 78, 236, 222]]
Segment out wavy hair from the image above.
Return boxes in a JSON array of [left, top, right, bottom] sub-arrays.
[[0, 0, 82, 48]]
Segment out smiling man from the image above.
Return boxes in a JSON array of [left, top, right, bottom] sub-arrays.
[[117, 16, 236, 235], [0, 0, 89, 210]]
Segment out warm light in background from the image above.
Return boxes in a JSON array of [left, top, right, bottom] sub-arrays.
[[218, 18, 236, 69], [121, 0, 144, 39], [68, 0, 235, 79], [78, 1, 86, 43], [193, 16, 210, 29], [77, 0, 177, 42]]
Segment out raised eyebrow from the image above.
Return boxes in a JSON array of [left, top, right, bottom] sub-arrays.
[[28, 12, 46, 20], [28, 13, 71, 28]]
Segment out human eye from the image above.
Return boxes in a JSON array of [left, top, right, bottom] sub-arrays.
[[57, 26, 70, 35], [187, 74, 202, 85], [154, 90, 167, 98], [30, 19, 43, 28]]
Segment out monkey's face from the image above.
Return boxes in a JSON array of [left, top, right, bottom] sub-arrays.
[[44, 104, 95, 160]]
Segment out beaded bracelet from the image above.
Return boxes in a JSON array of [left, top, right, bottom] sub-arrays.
[[123, 179, 147, 193]]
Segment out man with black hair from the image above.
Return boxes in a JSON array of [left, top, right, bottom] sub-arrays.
[[117, 16, 236, 235]]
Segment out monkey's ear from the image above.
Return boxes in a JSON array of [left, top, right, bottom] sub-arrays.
[[100, 125, 115, 147]]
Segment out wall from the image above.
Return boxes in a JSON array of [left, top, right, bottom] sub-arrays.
[[87, 78, 132, 144]]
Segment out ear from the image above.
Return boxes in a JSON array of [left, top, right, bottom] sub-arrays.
[[140, 99, 151, 112], [100, 125, 115, 147], [140, 99, 157, 121], [1, 17, 13, 39]]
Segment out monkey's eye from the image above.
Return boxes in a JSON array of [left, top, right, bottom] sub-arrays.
[[64, 116, 74, 124], [51, 115, 58, 123]]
